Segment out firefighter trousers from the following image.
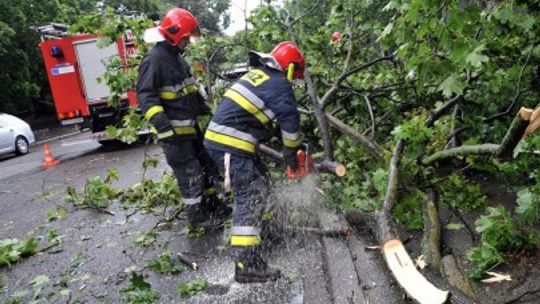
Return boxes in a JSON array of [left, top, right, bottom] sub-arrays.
[[158, 137, 217, 221], [206, 148, 271, 249]]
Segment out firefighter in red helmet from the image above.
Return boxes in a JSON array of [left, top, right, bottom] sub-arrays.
[[137, 8, 230, 229], [203, 41, 306, 283]]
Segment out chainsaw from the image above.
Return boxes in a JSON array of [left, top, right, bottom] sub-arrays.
[[286, 145, 315, 180]]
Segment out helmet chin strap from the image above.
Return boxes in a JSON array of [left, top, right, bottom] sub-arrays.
[[287, 63, 295, 81]]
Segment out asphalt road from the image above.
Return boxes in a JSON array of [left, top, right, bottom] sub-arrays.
[[0, 134, 334, 304], [0, 132, 102, 181]]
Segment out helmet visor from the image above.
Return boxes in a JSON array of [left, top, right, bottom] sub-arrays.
[[189, 25, 202, 44], [143, 27, 165, 44]]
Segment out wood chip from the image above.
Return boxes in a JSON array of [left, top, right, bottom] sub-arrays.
[[414, 255, 427, 270], [365, 245, 381, 251], [481, 272, 512, 283]]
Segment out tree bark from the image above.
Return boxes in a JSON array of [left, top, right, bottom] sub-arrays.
[[441, 255, 477, 300]]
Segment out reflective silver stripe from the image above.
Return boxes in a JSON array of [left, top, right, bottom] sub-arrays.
[[232, 226, 260, 236], [183, 196, 202, 205], [281, 129, 302, 141], [159, 77, 197, 93], [208, 121, 257, 144], [170, 119, 195, 127], [157, 130, 174, 139], [159, 85, 177, 93], [231, 83, 276, 120]]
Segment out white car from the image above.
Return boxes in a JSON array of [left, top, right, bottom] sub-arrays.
[[0, 113, 36, 156]]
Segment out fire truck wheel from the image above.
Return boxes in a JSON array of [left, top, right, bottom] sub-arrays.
[[15, 136, 29, 155]]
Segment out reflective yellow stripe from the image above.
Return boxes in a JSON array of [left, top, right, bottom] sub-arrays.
[[159, 85, 199, 100], [182, 85, 198, 95], [205, 130, 255, 153], [150, 126, 158, 134], [174, 127, 196, 135], [145, 105, 164, 120], [283, 136, 303, 148], [231, 235, 261, 246], [157, 130, 174, 139], [159, 92, 178, 100], [224, 90, 269, 124]]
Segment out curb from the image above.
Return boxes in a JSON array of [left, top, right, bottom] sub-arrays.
[[35, 130, 82, 145], [319, 210, 365, 304]]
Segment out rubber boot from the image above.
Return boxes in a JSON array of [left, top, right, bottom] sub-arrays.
[[234, 249, 281, 283], [186, 203, 223, 231]]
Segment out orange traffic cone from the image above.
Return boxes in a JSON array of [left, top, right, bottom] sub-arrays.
[[42, 144, 60, 168]]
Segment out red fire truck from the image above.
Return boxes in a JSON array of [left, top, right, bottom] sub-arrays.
[[38, 24, 139, 142]]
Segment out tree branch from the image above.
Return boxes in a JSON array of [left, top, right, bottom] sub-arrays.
[[325, 112, 384, 159]]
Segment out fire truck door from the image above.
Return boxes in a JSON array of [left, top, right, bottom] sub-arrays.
[[73, 39, 119, 103]]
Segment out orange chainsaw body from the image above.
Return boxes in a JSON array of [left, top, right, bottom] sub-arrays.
[[287, 149, 315, 180]]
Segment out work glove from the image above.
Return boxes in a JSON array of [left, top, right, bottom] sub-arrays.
[[283, 146, 300, 171]]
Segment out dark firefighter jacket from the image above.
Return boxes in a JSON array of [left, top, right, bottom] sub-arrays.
[[137, 42, 210, 140], [204, 66, 302, 157]]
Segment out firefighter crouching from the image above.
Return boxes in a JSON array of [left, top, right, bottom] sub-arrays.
[[137, 8, 230, 229], [204, 42, 305, 283]]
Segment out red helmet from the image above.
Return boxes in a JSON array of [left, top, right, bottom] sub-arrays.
[[158, 8, 200, 46], [271, 42, 305, 79]]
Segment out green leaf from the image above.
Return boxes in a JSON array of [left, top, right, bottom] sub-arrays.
[[177, 279, 207, 296], [439, 74, 465, 98], [466, 44, 489, 68]]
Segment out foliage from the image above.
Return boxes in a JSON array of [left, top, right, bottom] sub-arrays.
[[147, 250, 183, 274], [46, 206, 67, 222], [467, 207, 539, 279], [515, 169, 540, 224], [65, 169, 119, 209], [120, 172, 182, 211], [467, 242, 506, 280], [436, 174, 487, 211], [133, 230, 158, 248], [393, 188, 424, 229], [177, 278, 207, 296], [121, 272, 160, 304], [0, 237, 38, 267]]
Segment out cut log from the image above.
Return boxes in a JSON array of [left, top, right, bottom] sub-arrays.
[[314, 158, 347, 177], [383, 239, 449, 304], [441, 255, 477, 300], [176, 252, 198, 271], [421, 190, 442, 272]]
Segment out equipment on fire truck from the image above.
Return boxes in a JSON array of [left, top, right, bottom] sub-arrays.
[[36, 24, 140, 143]]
